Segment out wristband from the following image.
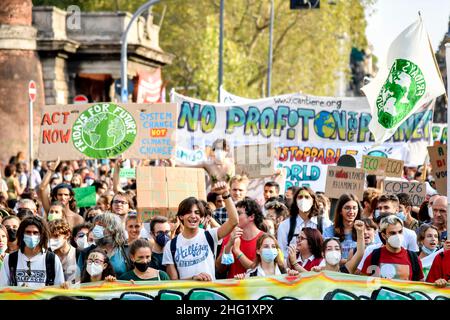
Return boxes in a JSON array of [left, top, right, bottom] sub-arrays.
[[237, 253, 244, 260], [222, 193, 231, 200]]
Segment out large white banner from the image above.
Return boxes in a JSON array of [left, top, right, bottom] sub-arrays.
[[172, 90, 434, 192]]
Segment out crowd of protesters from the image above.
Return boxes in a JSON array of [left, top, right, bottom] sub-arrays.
[[0, 144, 448, 290]]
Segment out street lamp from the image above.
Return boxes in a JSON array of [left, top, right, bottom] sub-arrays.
[[121, 0, 160, 102]]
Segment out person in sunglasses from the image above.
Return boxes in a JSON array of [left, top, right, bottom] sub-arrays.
[[0, 216, 65, 288]]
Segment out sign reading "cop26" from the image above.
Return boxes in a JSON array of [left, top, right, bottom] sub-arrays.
[[37, 103, 178, 161], [71, 103, 137, 158]]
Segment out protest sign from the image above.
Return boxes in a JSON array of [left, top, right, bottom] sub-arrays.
[[173, 90, 433, 192], [73, 186, 97, 207], [136, 166, 206, 222], [246, 168, 286, 205], [234, 143, 275, 178], [37, 102, 178, 160], [119, 168, 136, 179], [324, 166, 365, 199], [175, 146, 206, 165], [427, 144, 447, 195], [1, 271, 448, 300], [383, 179, 426, 206], [362, 155, 404, 177]]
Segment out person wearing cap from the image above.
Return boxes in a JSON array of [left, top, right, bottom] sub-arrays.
[[38, 158, 84, 229]]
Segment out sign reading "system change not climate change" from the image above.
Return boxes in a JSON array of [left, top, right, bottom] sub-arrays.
[[38, 103, 178, 161]]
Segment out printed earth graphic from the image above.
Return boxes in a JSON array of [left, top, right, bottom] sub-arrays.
[[314, 111, 336, 138]]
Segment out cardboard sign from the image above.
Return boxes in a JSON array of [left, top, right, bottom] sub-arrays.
[[136, 166, 206, 222], [234, 143, 275, 178], [175, 146, 206, 165], [383, 179, 426, 206], [428, 144, 447, 195], [362, 155, 404, 177], [37, 102, 178, 160], [246, 168, 287, 205], [324, 166, 365, 199], [73, 186, 97, 208], [119, 168, 136, 179]]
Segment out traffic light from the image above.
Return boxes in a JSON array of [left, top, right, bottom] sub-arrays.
[[290, 0, 320, 9]]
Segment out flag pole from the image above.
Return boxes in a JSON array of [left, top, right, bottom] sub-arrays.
[[445, 43, 450, 237]]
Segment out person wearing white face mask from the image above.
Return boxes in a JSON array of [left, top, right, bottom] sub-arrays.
[[48, 219, 79, 285], [277, 187, 332, 258], [79, 249, 116, 283], [312, 220, 365, 274], [0, 216, 65, 288], [234, 233, 286, 279], [360, 215, 424, 281]]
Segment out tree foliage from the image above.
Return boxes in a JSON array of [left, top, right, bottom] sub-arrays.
[[33, 0, 374, 100]]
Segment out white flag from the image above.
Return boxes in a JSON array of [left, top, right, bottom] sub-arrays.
[[361, 17, 446, 144]]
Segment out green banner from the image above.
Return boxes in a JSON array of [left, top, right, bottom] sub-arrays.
[[0, 271, 448, 300], [73, 186, 97, 208]]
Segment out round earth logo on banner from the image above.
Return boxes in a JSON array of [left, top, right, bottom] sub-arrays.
[[72, 103, 137, 158], [375, 58, 425, 129]]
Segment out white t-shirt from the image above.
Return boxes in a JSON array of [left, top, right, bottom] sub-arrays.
[[357, 229, 419, 272], [162, 228, 219, 280], [0, 250, 65, 288], [277, 215, 332, 257]]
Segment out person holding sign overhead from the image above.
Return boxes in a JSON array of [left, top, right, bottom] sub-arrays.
[[173, 139, 235, 186], [38, 158, 84, 229]]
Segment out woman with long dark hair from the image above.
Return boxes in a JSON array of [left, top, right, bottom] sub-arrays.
[[287, 227, 323, 273], [277, 187, 332, 257], [323, 193, 362, 263]]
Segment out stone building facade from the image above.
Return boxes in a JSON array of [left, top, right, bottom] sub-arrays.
[[0, 4, 173, 162]]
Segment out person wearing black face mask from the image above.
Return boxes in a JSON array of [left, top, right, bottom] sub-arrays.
[[2, 215, 20, 253], [148, 216, 171, 272], [118, 239, 169, 282]]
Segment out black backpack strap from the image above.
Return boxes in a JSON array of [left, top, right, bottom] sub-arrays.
[[45, 251, 56, 286], [407, 250, 421, 281], [120, 245, 133, 271], [249, 269, 258, 277], [204, 230, 215, 257], [369, 248, 382, 276], [170, 235, 179, 276], [8, 251, 19, 286]]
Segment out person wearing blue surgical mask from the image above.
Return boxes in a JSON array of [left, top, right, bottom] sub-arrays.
[[0, 216, 65, 288], [76, 212, 132, 278], [234, 234, 286, 279], [418, 225, 440, 260], [149, 215, 172, 272]]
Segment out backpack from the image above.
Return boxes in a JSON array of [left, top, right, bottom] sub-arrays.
[[370, 247, 421, 281], [287, 214, 324, 245], [170, 230, 215, 277], [8, 251, 56, 286]]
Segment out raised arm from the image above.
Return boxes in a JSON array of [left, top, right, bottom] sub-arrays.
[[112, 157, 124, 194], [345, 220, 365, 274], [38, 157, 60, 214], [213, 182, 239, 240]]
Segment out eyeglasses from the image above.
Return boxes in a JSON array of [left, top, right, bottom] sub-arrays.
[[113, 200, 128, 205], [297, 236, 307, 242], [343, 206, 358, 211], [87, 259, 104, 265]]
